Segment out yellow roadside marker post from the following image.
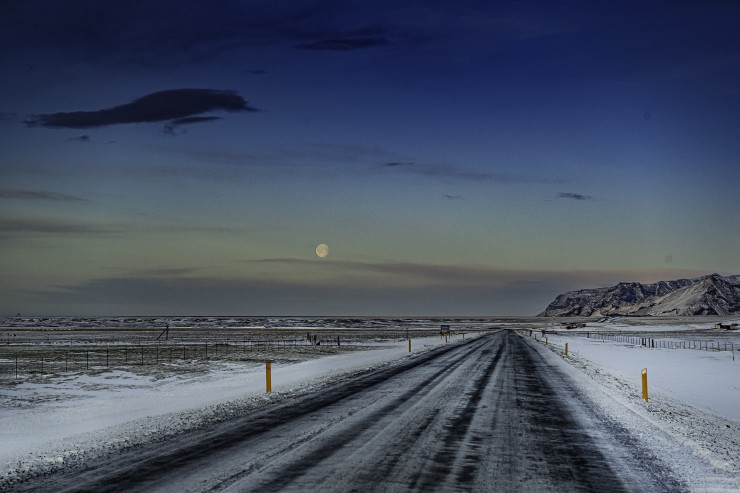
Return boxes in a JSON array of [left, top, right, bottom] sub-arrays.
[[266, 359, 272, 393], [641, 368, 648, 402], [545, 337, 548, 346]]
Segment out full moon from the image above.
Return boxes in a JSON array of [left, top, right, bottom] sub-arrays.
[[315, 243, 329, 258]]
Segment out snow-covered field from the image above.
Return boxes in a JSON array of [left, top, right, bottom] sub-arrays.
[[530, 326, 740, 491], [2, 317, 739, 490], [541, 332, 740, 420], [0, 332, 474, 488]]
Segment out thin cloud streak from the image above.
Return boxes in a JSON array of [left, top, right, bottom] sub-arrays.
[[163, 116, 223, 136], [28, 265, 714, 316], [377, 162, 566, 185], [296, 36, 389, 51], [0, 188, 88, 202], [558, 192, 593, 201], [247, 258, 708, 291], [0, 217, 116, 235]]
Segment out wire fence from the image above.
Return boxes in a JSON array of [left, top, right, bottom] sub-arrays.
[[0, 337, 344, 380], [1, 329, 456, 380], [550, 331, 737, 353]]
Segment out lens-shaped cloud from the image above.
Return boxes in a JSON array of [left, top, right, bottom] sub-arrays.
[[25, 89, 257, 129]]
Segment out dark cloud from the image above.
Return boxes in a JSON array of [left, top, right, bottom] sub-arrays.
[[68, 135, 91, 143], [172, 143, 392, 168], [382, 161, 415, 168], [0, 188, 87, 202], [295, 36, 389, 51], [0, 217, 114, 235], [25, 89, 257, 129], [128, 267, 207, 277], [558, 192, 593, 201], [30, 263, 712, 315], [443, 194, 462, 200], [163, 116, 223, 136], [0, 2, 396, 67], [378, 162, 566, 185]]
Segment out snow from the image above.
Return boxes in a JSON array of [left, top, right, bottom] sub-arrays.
[[543, 332, 740, 420], [528, 329, 740, 491], [0, 334, 465, 478], [2, 319, 740, 491]]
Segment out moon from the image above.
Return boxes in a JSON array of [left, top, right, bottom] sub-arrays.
[[315, 243, 329, 258]]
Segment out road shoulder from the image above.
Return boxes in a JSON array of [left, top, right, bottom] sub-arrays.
[[521, 332, 740, 491]]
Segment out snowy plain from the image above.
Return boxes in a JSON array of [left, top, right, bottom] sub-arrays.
[[2, 318, 740, 491], [530, 322, 740, 491], [0, 333, 472, 487]]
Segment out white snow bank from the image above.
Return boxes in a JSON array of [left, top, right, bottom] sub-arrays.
[[541, 333, 740, 421], [527, 332, 740, 491]]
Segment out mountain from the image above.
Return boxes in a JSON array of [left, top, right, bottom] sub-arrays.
[[539, 273, 740, 317]]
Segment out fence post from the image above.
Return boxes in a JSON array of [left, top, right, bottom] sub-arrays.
[[86, 351, 89, 369], [642, 368, 648, 402], [16, 354, 18, 379], [266, 359, 272, 393]]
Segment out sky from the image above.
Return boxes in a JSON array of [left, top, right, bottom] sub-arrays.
[[1, 0, 739, 316]]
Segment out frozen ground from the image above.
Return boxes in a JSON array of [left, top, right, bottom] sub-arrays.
[[0, 333, 472, 488], [2, 318, 739, 491], [541, 332, 740, 420], [531, 328, 740, 491]]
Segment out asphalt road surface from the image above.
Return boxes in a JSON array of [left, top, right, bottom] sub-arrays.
[[40, 330, 683, 492]]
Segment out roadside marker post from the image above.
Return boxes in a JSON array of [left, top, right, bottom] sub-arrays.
[[545, 337, 548, 346], [565, 343, 568, 357], [266, 360, 272, 393], [641, 368, 648, 402], [408, 339, 411, 353]]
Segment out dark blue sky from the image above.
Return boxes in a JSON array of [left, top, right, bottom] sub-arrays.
[[1, 1, 738, 315]]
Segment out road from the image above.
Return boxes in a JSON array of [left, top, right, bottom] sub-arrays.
[[41, 330, 682, 492]]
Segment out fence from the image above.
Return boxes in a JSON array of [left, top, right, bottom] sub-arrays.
[[0, 337, 343, 380], [560, 331, 737, 353]]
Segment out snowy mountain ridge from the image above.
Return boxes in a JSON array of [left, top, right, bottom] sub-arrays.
[[539, 273, 740, 317]]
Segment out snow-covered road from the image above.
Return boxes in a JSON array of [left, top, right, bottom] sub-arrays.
[[20, 330, 687, 492]]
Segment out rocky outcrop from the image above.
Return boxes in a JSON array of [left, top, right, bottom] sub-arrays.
[[539, 273, 740, 317]]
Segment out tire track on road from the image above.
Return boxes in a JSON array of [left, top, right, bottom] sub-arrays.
[[231, 336, 501, 492]]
